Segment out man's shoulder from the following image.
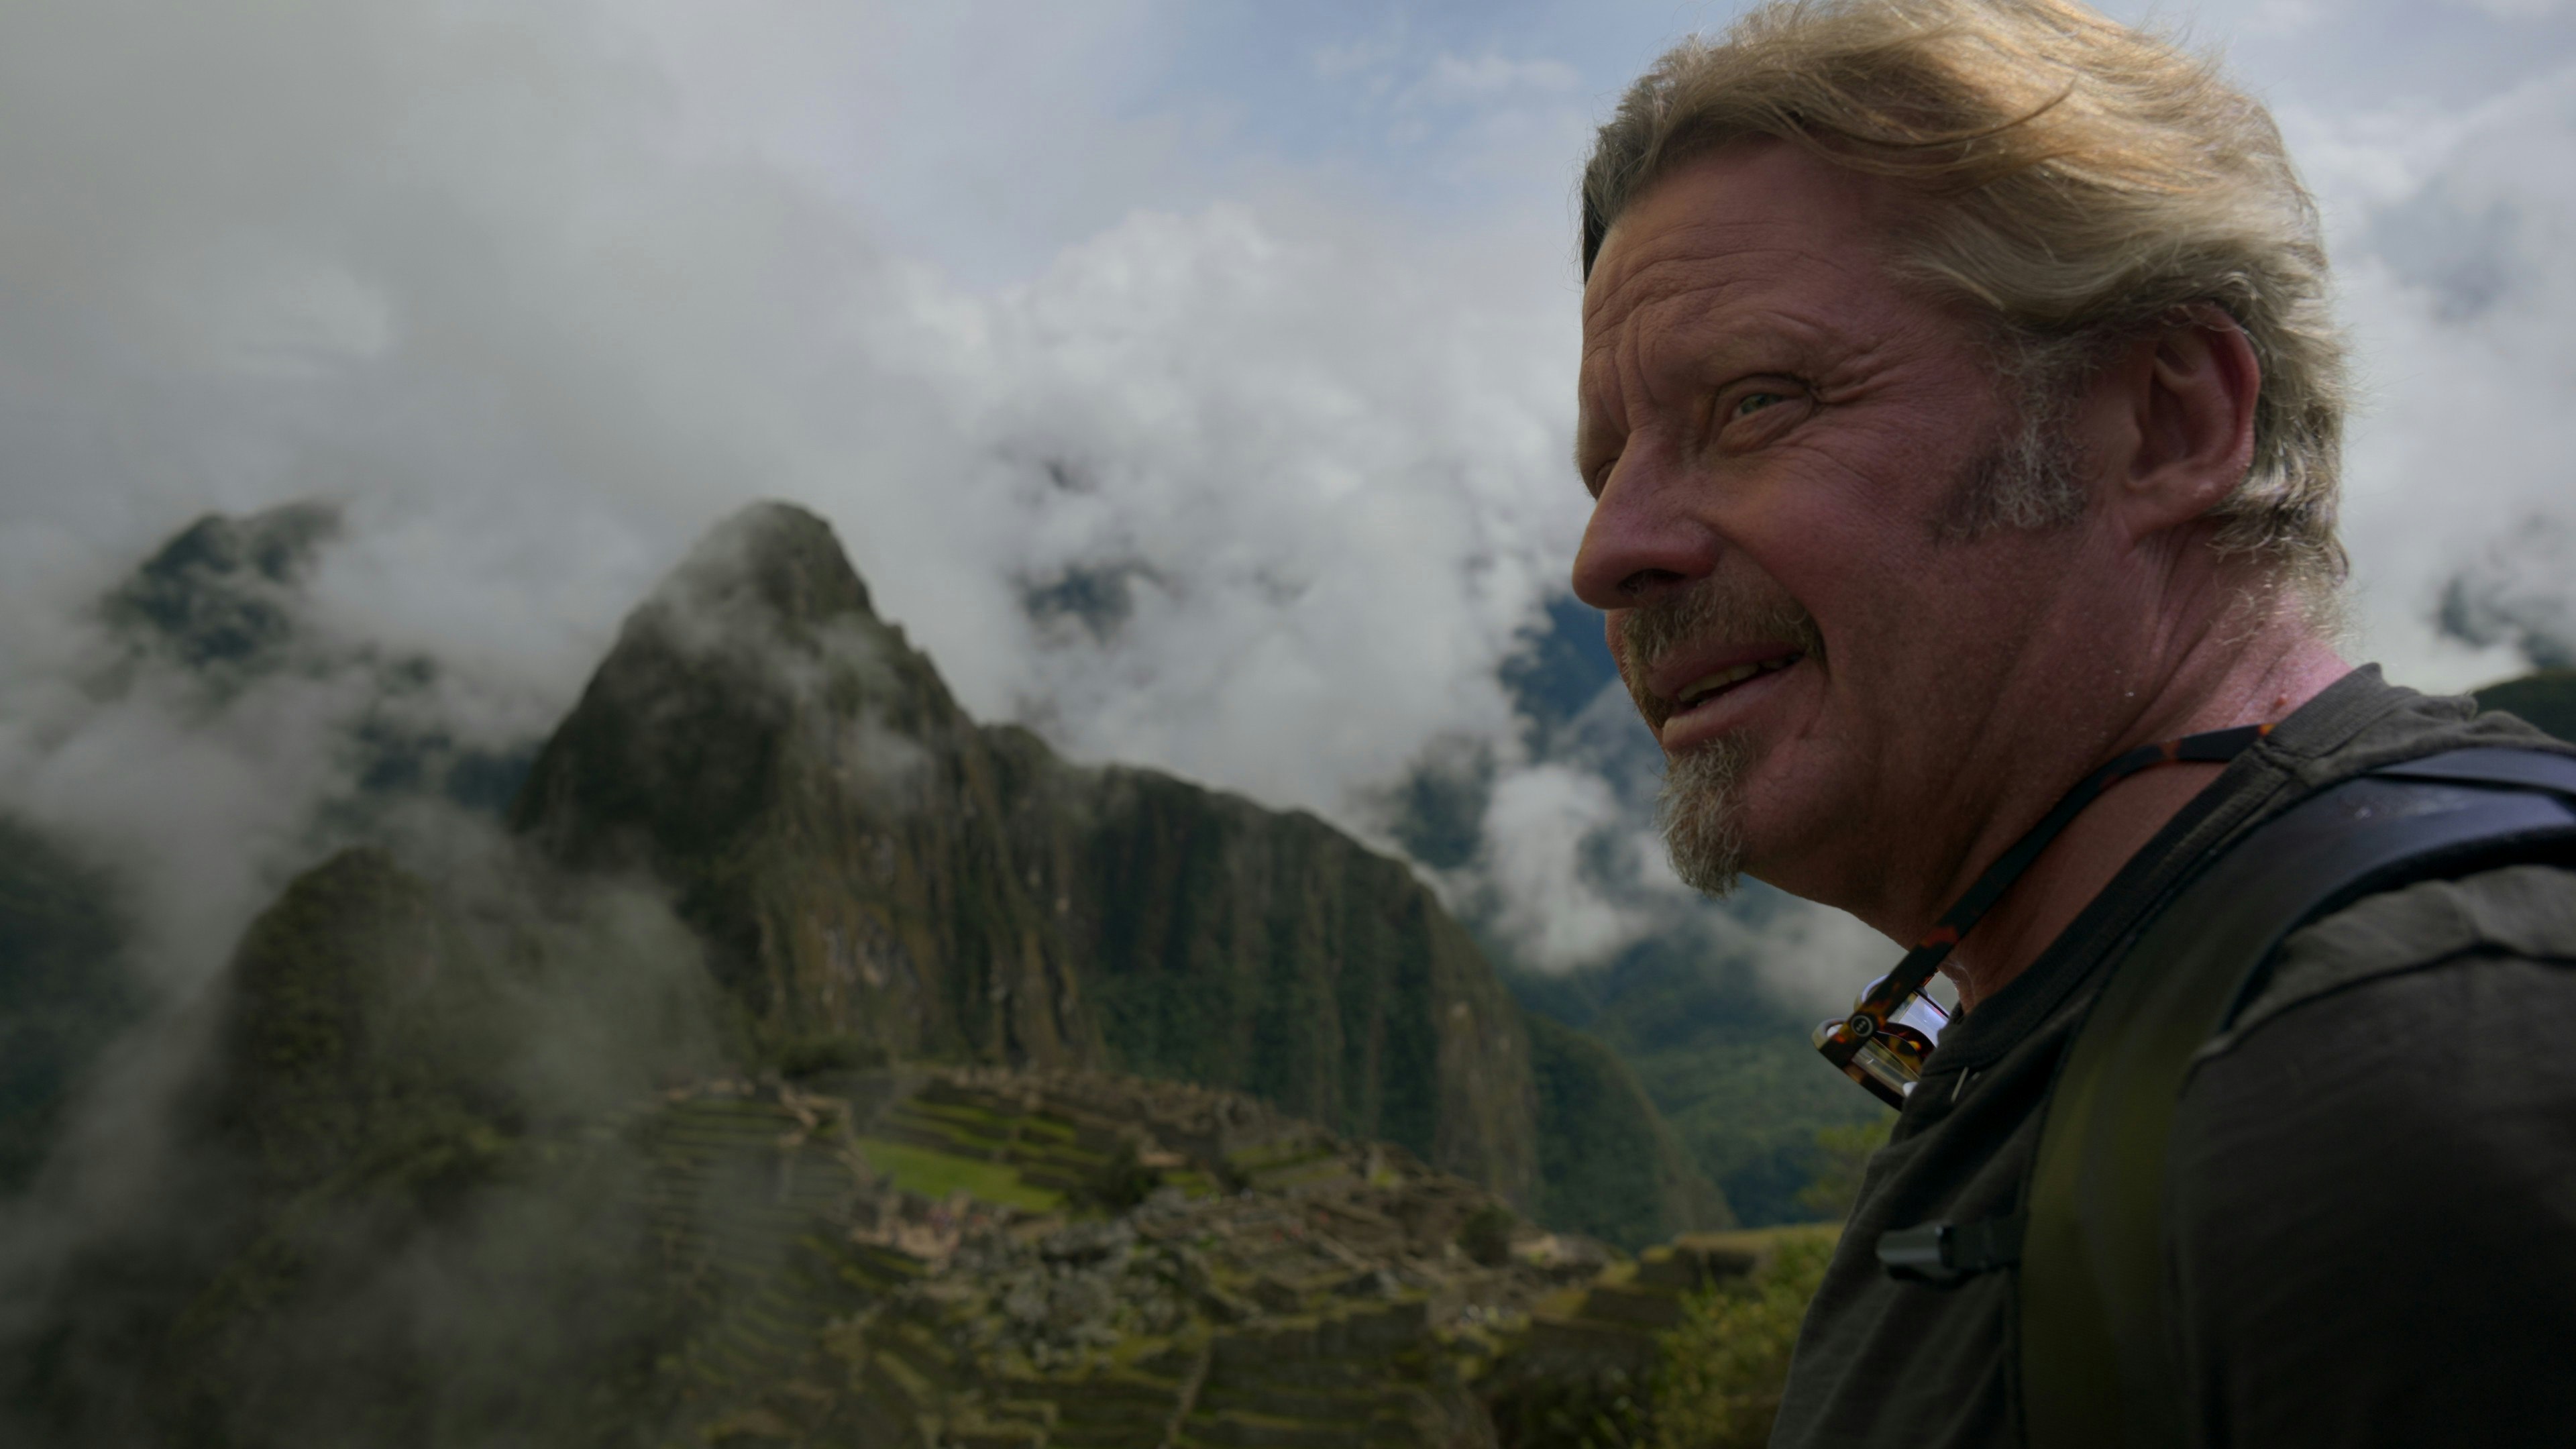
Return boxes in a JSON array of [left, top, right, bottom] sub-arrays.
[[2170, 734, 2576, 1210], [2165, 872, 2576, 1444], [2198, 666, 2576, 1045], [2263, 665, 2574, 794], [2216, 861, 2576, 1049]]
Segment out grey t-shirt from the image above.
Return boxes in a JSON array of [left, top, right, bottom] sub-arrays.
[[1768, 667, 2576, 1448]]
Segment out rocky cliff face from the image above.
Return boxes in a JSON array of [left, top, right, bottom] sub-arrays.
[[513, 504, 1097, 1072], [1001, 749, 1541, 1203], [513, 502, 1556, 1201]]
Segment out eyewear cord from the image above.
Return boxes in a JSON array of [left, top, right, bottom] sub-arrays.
[[1815, 722, 2274, 1106]]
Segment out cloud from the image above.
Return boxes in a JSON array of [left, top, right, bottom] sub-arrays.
[[0, 500, 544, 1005], [2436, 517, 2576, 668], [1479, 763, 1650, 968], [1313, 34, 1405, 82], [894, 199, 1583, 808], [1725, 894, 1898, 1018], [2233, 0, 2338, 38], [2287, 60, 2576, 686]]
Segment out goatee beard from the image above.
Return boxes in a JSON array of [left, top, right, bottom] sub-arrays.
[[1660, 734, 1753, 896]]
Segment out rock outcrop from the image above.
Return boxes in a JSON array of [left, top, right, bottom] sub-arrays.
[[512, 502, 1563, 1204], [515, 503, 1100, 1071], [1002, 753, 1542, 1208]]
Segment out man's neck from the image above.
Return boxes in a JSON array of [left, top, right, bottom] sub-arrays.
[[1939, 630, 2350, 1011]]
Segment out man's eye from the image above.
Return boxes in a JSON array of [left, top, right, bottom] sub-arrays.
[[1732, 390, 1788, 420]]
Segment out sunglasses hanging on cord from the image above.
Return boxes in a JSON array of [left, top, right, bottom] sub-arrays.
[[1813, 723, 2273, 1108]]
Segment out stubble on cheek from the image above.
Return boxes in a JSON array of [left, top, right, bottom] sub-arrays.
[[1927, 373, 2092, 543]]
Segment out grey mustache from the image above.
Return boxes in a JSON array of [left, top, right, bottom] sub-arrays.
[[1618, 578, 1825, 707]]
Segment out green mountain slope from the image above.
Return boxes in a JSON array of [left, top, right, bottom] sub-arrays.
[[1525, 1012, 1734, 1246], [146, 851, 711, 1446], [1507, 933, 1880, 1228]]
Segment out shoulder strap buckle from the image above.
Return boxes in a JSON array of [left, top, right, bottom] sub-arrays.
[[1877, 1213, 2025, 1284]]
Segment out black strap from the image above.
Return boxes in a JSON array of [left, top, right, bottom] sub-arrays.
[[2020, 747, 2576, 1449], [1823, 727, 2271, 1096], [2374, 747, 2576, 796]]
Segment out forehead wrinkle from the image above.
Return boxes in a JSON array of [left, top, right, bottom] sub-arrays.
[[1581, 221, 1776, 337], [1642, 237, 1890, 331], [1586, 193, 1898, 315], [1589, 227, 1905, 384]]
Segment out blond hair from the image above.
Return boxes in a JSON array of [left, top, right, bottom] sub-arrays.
[[1582, 0, 2349, 588]]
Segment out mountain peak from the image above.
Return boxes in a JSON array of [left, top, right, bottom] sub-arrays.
[[511, 502, 956, 872], [101, 499, 341, 673], [656, 500, 875, 635]]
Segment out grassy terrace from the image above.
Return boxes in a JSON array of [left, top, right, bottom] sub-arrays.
[[854, 1134, 1067, 1213], [853, 1077, 1252, 1220], [908, 1099, 1022, 1142]]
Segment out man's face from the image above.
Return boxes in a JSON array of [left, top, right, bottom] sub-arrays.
[[1574, 142, 2095, 914]]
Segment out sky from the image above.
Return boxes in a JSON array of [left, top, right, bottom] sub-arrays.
[[0, 0, 2572, 1012]]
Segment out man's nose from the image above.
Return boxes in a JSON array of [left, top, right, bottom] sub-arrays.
[[1570, 457, 1721, 610]]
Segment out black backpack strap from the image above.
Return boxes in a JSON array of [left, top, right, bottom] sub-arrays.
[[2373, 747, 2576, 796], [2020, 748, 2576, 1449]]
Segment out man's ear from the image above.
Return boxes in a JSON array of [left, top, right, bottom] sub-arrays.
[[2092, 307, 2261, 543]]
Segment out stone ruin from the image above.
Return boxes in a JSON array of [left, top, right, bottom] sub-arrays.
[[634, 1065, 1787, 1448]]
